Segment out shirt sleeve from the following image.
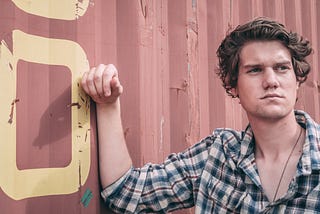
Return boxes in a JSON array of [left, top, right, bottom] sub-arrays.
[[100, 135, 216, 213]]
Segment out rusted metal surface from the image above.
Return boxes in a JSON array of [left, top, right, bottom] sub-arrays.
[[0, 1, 319, 214]]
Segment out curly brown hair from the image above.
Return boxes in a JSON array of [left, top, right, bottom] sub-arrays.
[[216, 17, 313, 97]]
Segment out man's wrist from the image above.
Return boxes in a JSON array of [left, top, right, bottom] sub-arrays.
[[96, 99, 121, 114]]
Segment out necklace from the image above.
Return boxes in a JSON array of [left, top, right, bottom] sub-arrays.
[[272, 126, 303, 202]]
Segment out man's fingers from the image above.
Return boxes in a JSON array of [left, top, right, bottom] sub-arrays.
[[86, 66, 100, 99], [102, 64, 118, 97], [94, 64, 107, 97], [110, 76, 123, 97]]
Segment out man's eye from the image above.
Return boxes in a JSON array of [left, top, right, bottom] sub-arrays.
[[276, 65, 290, 72], [247, 68, 261, 73]]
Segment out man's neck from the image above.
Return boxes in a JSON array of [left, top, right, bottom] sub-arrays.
[[248, 111, 301, 160]]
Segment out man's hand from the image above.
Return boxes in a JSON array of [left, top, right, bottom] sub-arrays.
[[81, 64, 123, 104]]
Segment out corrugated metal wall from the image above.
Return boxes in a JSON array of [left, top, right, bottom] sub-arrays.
[[119, 0, 320, 169], [0, 0, 319, 213]]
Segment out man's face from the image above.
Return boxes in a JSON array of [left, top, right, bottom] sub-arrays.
[[235, 40, 299, 122]]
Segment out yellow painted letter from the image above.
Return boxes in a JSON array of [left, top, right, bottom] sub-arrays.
[[0, 30, 90, 200], [12, 0, 89, 20]]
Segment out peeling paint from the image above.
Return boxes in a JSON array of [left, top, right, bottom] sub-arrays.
[[85, 128, 90, 142], [170, 79, 189, 95], [67, 102, 81, 109], [140, 0, 147, 18], [8, 98, 19, 124], [187, 20, 198, 35], [78, 160, 82, 187]]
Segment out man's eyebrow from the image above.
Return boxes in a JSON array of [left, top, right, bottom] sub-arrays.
[[240, 60, 292, 68], [274, 61, 292, 66], [240, 63, 262, 69]]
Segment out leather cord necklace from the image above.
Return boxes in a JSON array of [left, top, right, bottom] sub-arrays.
[[272, 126, 303, 202]]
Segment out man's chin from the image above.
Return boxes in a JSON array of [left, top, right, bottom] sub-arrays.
[[248, 108, 294, 122]]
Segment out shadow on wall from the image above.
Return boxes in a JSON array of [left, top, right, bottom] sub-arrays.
[[16, 61, 73, 170]]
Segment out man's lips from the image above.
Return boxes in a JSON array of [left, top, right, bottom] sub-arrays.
[[260, 93, 283, 99]]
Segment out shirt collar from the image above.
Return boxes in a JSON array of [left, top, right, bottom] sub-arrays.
[[238, 110, 320, 173], [295, 110, 320, 175]]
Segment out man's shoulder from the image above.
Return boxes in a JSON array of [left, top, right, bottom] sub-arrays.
[[213, 128, 243, 141], [207, 128, 247, 156]]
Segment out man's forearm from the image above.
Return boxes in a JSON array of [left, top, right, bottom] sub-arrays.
[[96, 100, 132, 188]]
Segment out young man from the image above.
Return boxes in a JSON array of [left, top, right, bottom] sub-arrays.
[[81, 17, 320, 213]]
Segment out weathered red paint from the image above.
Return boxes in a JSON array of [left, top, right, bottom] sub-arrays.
[[0, 1, 319, 214]]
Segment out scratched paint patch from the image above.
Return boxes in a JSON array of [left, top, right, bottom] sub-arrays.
[[81, 189, 93, 208]]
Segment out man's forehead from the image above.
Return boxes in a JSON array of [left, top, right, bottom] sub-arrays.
[[239, 41, 291, 66]]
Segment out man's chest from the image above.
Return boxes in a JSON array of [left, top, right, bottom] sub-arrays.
[[196, 159, 320, 213]]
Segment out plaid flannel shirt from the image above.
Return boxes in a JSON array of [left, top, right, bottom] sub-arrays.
[[101, 110, 320, 213]]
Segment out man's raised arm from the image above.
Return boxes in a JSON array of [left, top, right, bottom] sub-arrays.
[[81, 64, 132, 188]]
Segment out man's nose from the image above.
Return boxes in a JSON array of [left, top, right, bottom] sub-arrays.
[[262, 68, 280, 89]]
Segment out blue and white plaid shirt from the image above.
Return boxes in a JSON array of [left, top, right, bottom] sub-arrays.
[[101, 110, 320, 213]]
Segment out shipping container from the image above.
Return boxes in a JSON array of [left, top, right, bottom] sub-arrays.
[[0, 0, 319, 213]]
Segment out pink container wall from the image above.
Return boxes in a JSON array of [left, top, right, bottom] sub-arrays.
[[0, 0, 319, 213], [119, 0, 320, 165]]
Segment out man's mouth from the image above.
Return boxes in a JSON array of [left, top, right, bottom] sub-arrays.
[[260, 93, 283, 99]]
